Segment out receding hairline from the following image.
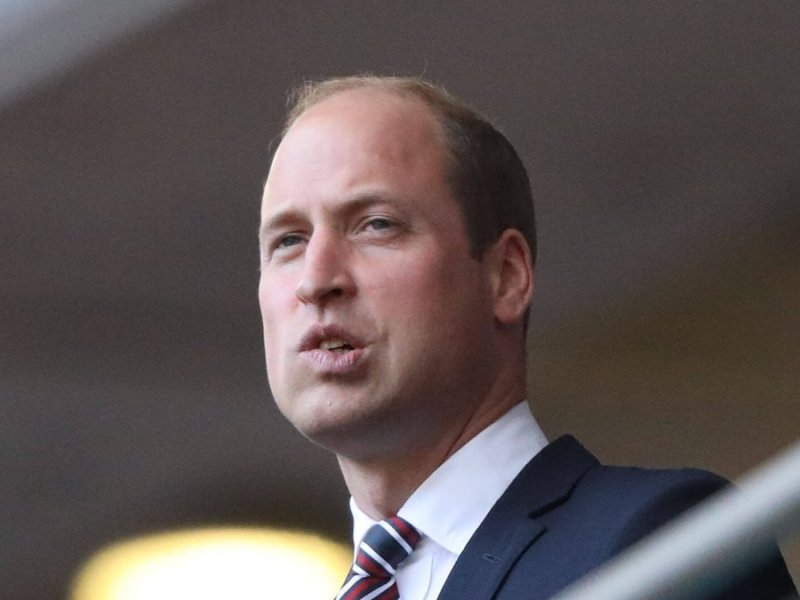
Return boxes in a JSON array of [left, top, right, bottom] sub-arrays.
[[283, 76, 473, 136], [284, 85, 445, 144], [275, 80, 462, 213], [271, 84, 454, 196]]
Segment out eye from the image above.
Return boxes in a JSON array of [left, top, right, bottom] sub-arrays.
[[264, 232, 307, 263], [364, 217, 394, 231], [362, 217, 397, 232], [276, 233, 304, 248]]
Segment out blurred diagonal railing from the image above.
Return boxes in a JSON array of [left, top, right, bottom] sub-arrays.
[[553, 438, 800, 600]]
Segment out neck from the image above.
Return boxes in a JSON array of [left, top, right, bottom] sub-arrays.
[[338, 355, 527, 520]]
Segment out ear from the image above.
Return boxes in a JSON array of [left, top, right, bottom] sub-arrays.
[[486, 229, 534, 326]]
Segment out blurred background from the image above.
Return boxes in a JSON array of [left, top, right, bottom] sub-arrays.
[[2, 1, 798, 598]]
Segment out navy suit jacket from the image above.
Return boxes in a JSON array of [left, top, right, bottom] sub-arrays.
[[436, 435, 796, 600]]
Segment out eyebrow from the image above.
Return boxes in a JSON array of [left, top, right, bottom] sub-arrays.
[[259, 209, 303, 241]]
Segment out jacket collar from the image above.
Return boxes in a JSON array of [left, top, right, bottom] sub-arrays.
[[437, 435, 599, 600]]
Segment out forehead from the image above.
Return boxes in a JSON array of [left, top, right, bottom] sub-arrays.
[[263, 89, 450, 210]]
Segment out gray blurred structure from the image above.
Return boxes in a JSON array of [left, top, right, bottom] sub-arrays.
[[1, 2, 798, 598], [0, 0, 198, 106]]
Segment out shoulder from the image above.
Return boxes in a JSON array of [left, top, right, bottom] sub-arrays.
[[572, 462, 729, 553], [524, 435, 730, 533], [494, 435, 733, 564], [524, 436, 730, 555]]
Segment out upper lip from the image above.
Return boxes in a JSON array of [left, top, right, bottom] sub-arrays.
[[297, 323, 366, 352]]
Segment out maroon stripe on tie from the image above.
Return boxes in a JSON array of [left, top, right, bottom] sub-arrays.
[[388, 516, 421, 546], [342, 577, 374, 600], [355, 549, 387, 577], [374, 586, 400, 600]]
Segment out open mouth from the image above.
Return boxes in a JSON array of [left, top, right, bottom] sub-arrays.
[[298, 324, 366, 360], [299, 325, 366, 373], [319, 339, 356, 354]]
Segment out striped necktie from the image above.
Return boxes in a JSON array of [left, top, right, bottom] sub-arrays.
[[336, 516, 421, 600]]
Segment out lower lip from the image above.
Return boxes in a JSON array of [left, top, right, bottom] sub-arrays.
[[300, 347, 367, 375]]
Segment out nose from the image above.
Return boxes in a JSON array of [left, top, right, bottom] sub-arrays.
[[295, 231, 356, 305]]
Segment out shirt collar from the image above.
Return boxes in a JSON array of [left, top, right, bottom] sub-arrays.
[[350, 402, 547, 556]]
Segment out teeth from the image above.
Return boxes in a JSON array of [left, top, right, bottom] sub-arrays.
[[320, 339, 349, 350]]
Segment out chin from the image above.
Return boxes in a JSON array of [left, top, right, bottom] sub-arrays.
[[294, 416, 369, 455], [289, 398, 398, 457], [278, 391, 358, 435]]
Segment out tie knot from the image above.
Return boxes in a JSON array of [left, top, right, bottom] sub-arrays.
[[358, 517, 420, 576], [359, 516, 421, 573], [336, 517, 421, 600]]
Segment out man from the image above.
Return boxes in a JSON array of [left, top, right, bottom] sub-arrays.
[[258, 76, 796, 599]]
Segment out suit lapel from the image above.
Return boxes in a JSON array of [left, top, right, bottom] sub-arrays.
[[437, 436, 598, 600]]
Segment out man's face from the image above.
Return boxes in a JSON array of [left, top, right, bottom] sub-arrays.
[[258, 89, 499, 458]]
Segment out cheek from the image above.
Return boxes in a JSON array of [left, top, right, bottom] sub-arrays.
[[404, 256, 490, 341], [370, 255, 468, 331], [259, 272, 296, 320], [258, 274, 296, 364]]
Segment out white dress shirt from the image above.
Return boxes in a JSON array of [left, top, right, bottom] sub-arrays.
[[349, 402, 548, 599]]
